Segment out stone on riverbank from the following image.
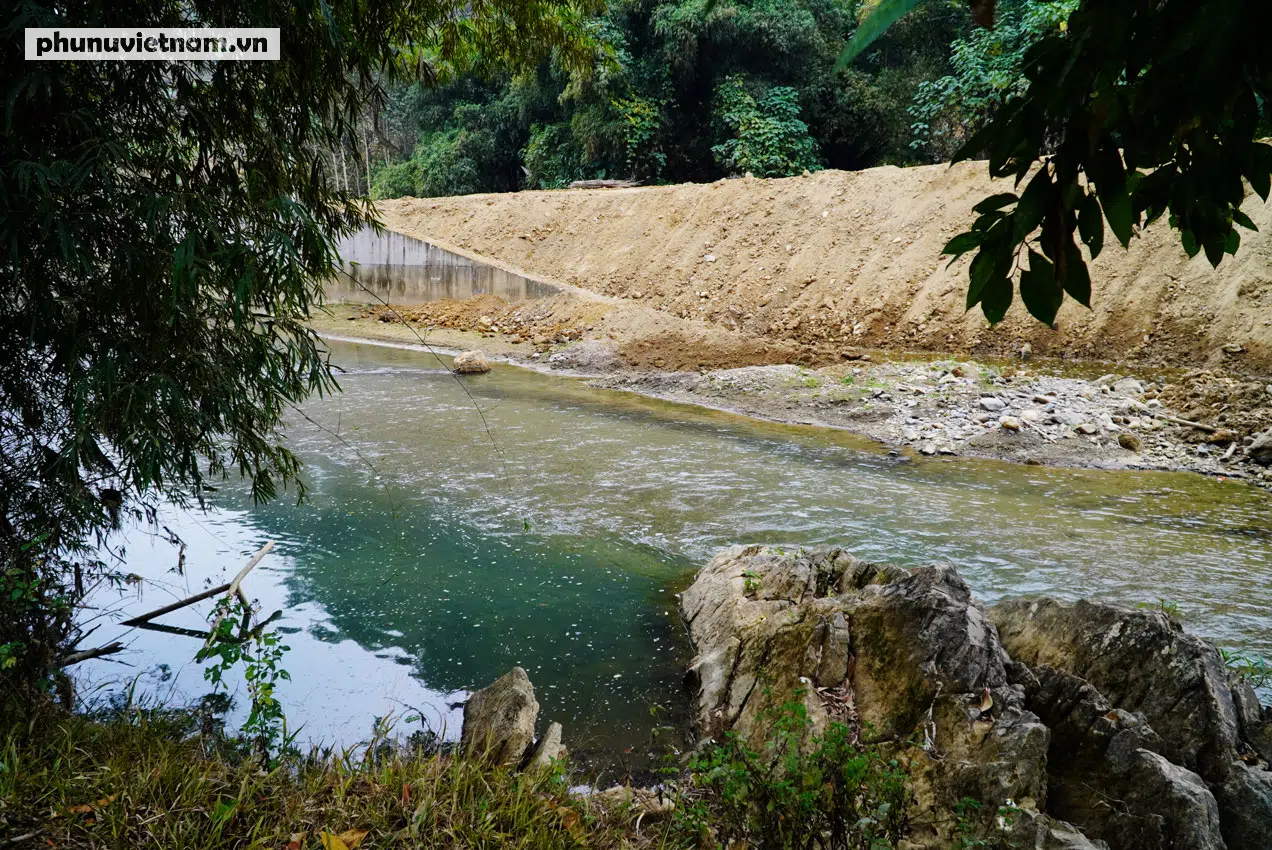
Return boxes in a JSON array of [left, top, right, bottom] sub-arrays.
[[1249, 429, 1272, 465], [526, 721, 566, 771], [992, 598, 1272, 849], [461, 667, 539, 765], [681, 545, 1272, 850], [681, 546, 1054, 846], [453, 350, 492, 373]]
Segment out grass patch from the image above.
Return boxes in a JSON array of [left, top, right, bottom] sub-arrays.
[[0, 707, 625, 849]]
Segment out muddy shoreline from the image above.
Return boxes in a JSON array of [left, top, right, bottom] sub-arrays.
[[311, 307, 1272, 486]]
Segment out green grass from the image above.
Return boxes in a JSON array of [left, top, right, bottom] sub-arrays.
[[0, 707, 630, 849]]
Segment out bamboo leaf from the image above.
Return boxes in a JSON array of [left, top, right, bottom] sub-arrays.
[[834, 0, 927, 72]]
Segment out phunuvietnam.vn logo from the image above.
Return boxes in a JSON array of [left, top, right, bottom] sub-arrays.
[[25, 28, 280, 61]]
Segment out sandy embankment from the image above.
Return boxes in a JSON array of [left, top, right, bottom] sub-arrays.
[[312, 162, 1272, 479], [375, 161, 1272, 374]]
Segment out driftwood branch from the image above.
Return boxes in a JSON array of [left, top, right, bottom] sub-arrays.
[[58, 642, 125, 667], [135, 621, 217, 641], [136, 609, 282, 644], [120, 581, 231, 627], [116, 542, 277, 648], [568, 178, 639, 190], [204, 542, 275, 647], [1150, 411, 1219, 434]]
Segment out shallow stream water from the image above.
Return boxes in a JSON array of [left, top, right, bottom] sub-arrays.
[[82, 340, 1272, 772]]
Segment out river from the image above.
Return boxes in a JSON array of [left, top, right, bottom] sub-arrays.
[[80, 339, 1272, 773]]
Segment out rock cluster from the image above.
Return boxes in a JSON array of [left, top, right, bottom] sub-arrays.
[[680, 545, 1272, 849], [459, 666, 566, 770], [597, 360, 1270, 480]]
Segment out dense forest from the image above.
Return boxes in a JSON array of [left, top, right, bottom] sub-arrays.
[[365, 0, 1078, 199]]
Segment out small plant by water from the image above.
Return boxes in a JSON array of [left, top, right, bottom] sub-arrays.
[[196, 595, 295, 762], [951, 798, 1021, 850], [662, 688, 911, 849], [1220, 648, 1272, 690], [1136, 597, 1182, 619]]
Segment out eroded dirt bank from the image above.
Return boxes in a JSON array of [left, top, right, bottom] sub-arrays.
[[376, 161, 1272, 374], [316, 161, 1272, 481]]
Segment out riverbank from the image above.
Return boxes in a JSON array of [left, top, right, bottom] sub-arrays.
[[376, 162, 1272, 375], [312, 306, 1272, 483], [0, 706, 633, 849]]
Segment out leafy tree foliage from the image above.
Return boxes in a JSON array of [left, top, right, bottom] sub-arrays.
[[908, 0, 1076, 161], [849, 0, 1272, 325], [372, 0, 973, 195], [711, 76, 821, 176], [0, 0, 595, 694]]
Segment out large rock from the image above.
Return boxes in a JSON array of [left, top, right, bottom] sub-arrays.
[[682, 547, 1272, 850], [1249, 429, 1272, 465], [681, 546, 1051, 847], [452, 349, 492, 374], [1021, 665, 1224, 850], [991, 598, 1272, 848], [526, 721, 566, 772], [461, 667, 539, 766]]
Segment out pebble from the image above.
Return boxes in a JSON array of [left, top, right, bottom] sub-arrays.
[[999, 416, 1022, 431], [1118, 433, 1142, 452], [1076, 423, 1099, 435], [1112, 378, 1145, 395], [979, 397, 1006, 412]]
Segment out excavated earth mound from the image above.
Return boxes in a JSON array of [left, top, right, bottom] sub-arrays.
[[378, 162, 1272, 375]]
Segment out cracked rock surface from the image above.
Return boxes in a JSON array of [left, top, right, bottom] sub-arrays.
[[681, 546, 1271, 849]]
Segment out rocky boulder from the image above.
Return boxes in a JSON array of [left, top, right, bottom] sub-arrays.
[[526, 721, 567, 772], [1248, 429, 1272, 465], [992, 598, 1272, 849], [1018, 664, 1224, 850], [681, 546, 1053, 846], [682, 547, 1272, 850], [453, 349, 492, 374], [460, 667, 539, 766]]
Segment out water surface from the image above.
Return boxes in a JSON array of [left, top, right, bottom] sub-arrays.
[[84, 341, 1272, 769]]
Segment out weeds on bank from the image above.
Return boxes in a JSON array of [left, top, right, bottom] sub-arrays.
[[654, 689, 911, 850], [1220, 648, 1272, 690], [0, 708, 619, 850]]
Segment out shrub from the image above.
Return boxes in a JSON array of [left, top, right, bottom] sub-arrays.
[[666, 689, 910, 849], [523, 123, 585, 189], [369, 159, 418, 199], [711, 76, 822, 178]]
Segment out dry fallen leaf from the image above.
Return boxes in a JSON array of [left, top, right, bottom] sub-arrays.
[[978, 687, 993, 714], [286, 831, 308, 850], [318, 829, 369, 850], [337, 829, 368, 849], [318, 833, 348, 850], [67, 793, 117, 816]]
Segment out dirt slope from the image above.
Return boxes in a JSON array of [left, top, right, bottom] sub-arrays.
[[377, 161, 1272, 375]]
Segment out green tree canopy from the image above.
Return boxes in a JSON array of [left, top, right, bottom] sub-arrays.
[[0, 0, 595, 691], [370, 0, 974, 196]]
